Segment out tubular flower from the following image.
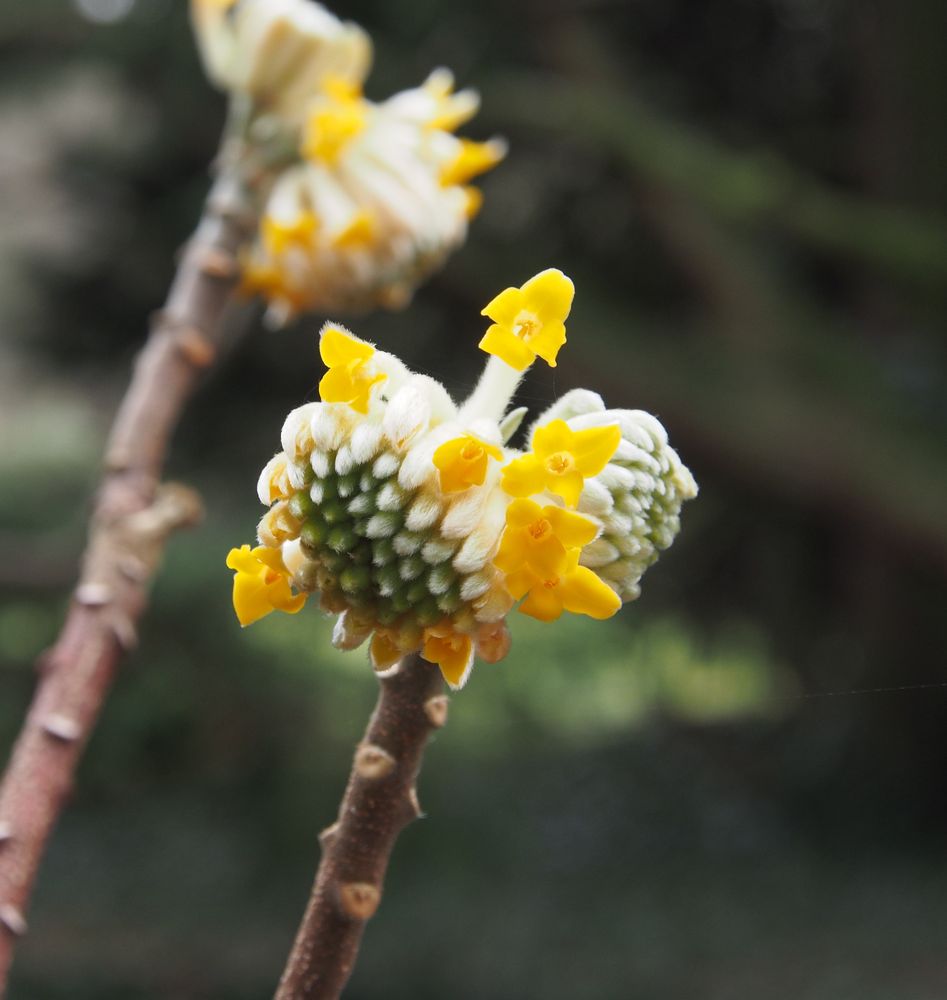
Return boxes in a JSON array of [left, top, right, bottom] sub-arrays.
[[479, 268, 575, 371], [242, 68, 506, 322], [493, 499, 599, 578], [318, 324, 386, 413], [190, 0, 370, 126], [433, 434, 503, 493], [226, 544, 307, 626], [421, 624, 475, 689], [505, 549, 622, 623], [229, 268, 696, 689], [501, 419, 621, 507]]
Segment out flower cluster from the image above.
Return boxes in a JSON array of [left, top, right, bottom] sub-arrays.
[[227, 269, 698, 688], [190, 0, 504, 322]]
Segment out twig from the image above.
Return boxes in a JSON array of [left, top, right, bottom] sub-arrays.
[[276, 654, 447, 1000], [0, 159, 259, 992]]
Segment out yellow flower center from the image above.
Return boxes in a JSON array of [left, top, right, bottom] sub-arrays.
[[544, 451, 575, 476], [513, 310, 540, 343], [461, 441, 485, 462], [527, 518, 552, 542], [543, 575, 560, 590]]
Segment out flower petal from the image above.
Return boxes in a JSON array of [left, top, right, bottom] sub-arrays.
[[500, 454, 547, 498], [319, 325, 374, 367], [481, 286, 523, 326], [544, 506, 599, 549], [559, 566, 621, 620], [571, 424, 622, 476], [479, 323, 535, 372], [519, 583, 564, 622], [520, 269, 574, 325], [550, 469, 585, 508], [531, 418, 572, 457]]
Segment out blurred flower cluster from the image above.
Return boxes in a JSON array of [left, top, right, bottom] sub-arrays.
[[228, 270, 698, 688], [191, 0, 504, 321]]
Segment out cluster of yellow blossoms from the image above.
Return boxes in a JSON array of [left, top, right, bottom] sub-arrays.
[[227, 269, 698, 688], [190, 0, 504, 322]]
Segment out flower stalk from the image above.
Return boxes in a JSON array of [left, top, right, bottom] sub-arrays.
[[276, 653, 446, 1000], [0, 145, 261, 992]]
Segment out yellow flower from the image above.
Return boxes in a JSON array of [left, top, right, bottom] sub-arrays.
[[433, 434, 503, 493], [505, 549, 621, 623], [439, 138, 507, 188], [302, 78, 369, 165], [421, 623, 475, 689], [226, 544, 307, 627], [493, 498, 599, 578], [262, 212, 319, 256], [479, 268, 574, 371], [501, 419, 621, 507], [318, 325, 386, 414]]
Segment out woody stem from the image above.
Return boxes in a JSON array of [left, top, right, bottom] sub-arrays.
[[275, 654, 447, 1000], [0, 146, 260, 993]]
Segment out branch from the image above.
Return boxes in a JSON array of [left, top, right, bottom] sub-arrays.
[[0, 160, 259, 992], [276, 654, 447, 1000]]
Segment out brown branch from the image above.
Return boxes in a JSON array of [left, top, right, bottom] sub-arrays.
[[0, 160, 259, 993], [276, 654, 447, 1000]]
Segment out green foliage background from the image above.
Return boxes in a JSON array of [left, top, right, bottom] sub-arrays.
[[1, 0, 946, 996]]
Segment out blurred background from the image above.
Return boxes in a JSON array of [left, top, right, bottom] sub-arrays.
[[2, 0, 947, 996]]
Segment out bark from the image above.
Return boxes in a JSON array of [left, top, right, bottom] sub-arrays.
[[0, 161, 258, 994], [275, 654, 447, 1000]]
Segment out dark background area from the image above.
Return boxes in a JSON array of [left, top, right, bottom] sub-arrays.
[[2, 0, 947, 996]]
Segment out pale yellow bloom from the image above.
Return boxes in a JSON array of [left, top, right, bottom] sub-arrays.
[[501, 419, 621, 507], [318, 326, 386, 414], [226, 544, 307, 626], [479, 269, 575, 371], [505, 549, 621, 624], [433, 434, 503, 493], [493, 498, 599, 578], [421, 623, 474, 689]]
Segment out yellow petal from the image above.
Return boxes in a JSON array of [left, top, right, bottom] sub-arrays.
[[531, 419, 572, 458], [550, 469, 585, 508], [480, 286, 523, 326], [226, 544, 257, 574], [319, 326, 374, 368], [526, 533, 569, 578], [559, 566, 621, 620], [433, 434, 499, 493], [520, 268, 575, 325], [571, 424, 621, 476], [503, 566, 538, 601], [422, 632, 474, 689], [370, 631, 403, 670], [478, 324, 536, 371], [462, 186, 483, 219], [493, 528, 530, 574], [439, 138, 505, 188], [506, 497, 543, 528], [500, 454, 547, 498], [528, 320, 567, 368], [519, 583, 564, 622], [544, 506, 599, 548]]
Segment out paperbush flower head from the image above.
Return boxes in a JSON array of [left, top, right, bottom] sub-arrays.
[[242, 69, 506, 321], [228, 269, 697, 689], [190, 2, 504, 323], [190, 0, 371, 124]]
